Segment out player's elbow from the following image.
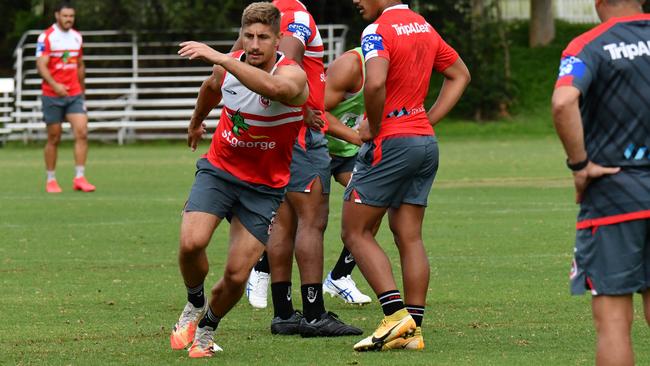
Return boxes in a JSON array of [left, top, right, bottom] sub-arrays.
[[364, 79, 384, 95], [551, 93, 576, 117]]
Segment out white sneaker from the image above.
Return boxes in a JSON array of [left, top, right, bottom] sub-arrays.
[[246, 268, 270, 308], [323, 272, 372, 305]]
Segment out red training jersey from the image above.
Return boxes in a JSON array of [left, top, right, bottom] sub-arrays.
[[273, 0, 327, 137], [207, 51, 304, 188], [36, 24, 83, 97], [361, 4, 459, 139]]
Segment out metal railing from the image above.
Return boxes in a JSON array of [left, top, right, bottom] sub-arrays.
[[500, 0, 600, 24], [9, 25, 348, 144]]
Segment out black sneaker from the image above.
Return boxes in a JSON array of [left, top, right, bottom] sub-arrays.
[[271, 310, 304, 335], [299, 311, 363, 337]]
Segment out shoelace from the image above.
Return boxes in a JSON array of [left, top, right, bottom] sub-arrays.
[[193, 327, 215, 348], [178, 303, 202, 328]]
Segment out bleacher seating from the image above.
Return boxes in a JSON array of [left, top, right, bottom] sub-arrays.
[[8, 26, 348, 144]]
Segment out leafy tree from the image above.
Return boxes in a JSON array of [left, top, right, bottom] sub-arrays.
[[424, 0, 514, 120]]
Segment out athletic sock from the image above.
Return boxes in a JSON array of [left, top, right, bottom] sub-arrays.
[[301, 283, 326, 322], [254, 251, 270, 274], [186, 283, 205, 308], [271, 282, 294, 319], [47, 170, 56, 182], [198, 305, 221, 329], [405, 304, 425, 327], [75, 165, 85, 178], [378, 290, 405, 316], [330, 247, 356, 280]]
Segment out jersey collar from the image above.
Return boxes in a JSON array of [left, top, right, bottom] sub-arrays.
[[382, 4, 409, 14]]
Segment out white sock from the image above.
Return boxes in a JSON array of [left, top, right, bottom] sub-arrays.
[[47, 170, 56, 182], [75, 166, 85, 179]]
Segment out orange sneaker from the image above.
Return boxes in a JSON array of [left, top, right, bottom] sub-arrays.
[[72, 177, 96, 192], [170, 302, 206, 350], [46, 179, 62, 193], [188, 326, 223, 358]]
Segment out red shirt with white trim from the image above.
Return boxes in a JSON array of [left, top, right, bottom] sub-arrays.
[[273, 0, 327, 137], [361, 4, 458, 139], [207, 51, 304, 188], [36, 24, 83, 97]]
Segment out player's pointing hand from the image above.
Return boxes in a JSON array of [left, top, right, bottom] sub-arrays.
[[178, 41, 227, 65]]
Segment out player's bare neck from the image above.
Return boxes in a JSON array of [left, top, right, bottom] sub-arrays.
[[601, 5, 643, 22]]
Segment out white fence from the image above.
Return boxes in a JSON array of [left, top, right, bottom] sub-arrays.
[[0, 78, 13, 145], [501, 0, 600, 24], [9, 26, 348, 144]]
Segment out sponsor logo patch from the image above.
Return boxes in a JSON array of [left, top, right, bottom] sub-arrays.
[[288, 22, 312, 44], [558, 56, 586, 79], [362, 33, 384, 56]]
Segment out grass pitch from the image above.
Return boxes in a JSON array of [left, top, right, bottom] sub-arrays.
[[2, 136, 649, 365]]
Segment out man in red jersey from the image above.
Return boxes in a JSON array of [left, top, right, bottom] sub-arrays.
[[36, 1, 95, 193], [169, 3, 309, 358], [552, 1, 650, 365], [343, 0, 470, 351], [253, 0, 362, 337]]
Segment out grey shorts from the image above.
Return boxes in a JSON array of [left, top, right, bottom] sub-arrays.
[[571, 218, 650, 296], [41, 94, 86, 124], [287, 129, 332, 194], [344, 135, 438, 208], [330, 154, 357, 177], [184, 158, 285, 245]]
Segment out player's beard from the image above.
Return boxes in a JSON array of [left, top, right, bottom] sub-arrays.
[[246, 52, 267, 68]]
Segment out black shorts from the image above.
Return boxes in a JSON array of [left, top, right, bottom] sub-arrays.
[[287, 129, 331, 194], [184, 158, 285, 244], [330, 154, 357, 177], [41, 94, 86, 123], [344, 135, 438, 208], [571, 218, 650, 296]]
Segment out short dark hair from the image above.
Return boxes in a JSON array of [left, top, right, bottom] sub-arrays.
[[55, 1, 74, 12], [605, 0, 645, 5], [241, 2, 281, 34]]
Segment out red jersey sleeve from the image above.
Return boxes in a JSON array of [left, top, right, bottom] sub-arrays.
[[432, 31, 459, 72], [36, 32, 50, 58], [280, 10, 316, 47], [361, 23, 391, 61]]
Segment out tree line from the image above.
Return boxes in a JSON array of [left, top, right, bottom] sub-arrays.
[[1, 0, 648, 120]]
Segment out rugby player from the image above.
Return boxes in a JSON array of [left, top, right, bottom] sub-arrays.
[[247, 47, 373, 308], [552, 1, 650, 364], [262, 0, 362, 337], [169, 3, 309, 358], [343, 0, 470, 351], [36, 1, 95, 193]]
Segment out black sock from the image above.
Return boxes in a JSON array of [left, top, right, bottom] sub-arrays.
[[186, 283, 205, 308], [378, 290, 405, 316], [330, 247, 356, 280], [301, 284, 326, 322], [405, 304, 425, 327], [254, 251, 270, 273], [198, 305, 221, 329], [271, 282, 294, 319]]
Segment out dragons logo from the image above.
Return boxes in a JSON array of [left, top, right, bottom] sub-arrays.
[[231, 110, 249, 137]]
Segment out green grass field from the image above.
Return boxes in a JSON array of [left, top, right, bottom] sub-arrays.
[[2, 135, 649, 365]]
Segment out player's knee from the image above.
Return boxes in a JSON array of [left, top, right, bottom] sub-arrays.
[[179, 235, 208, 255], [47, 133, 61, 145], [75, 129, 88, 141], [222, 265, 248, 287], [593, 309, 632, 334], [341, 226, 360, 249]]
